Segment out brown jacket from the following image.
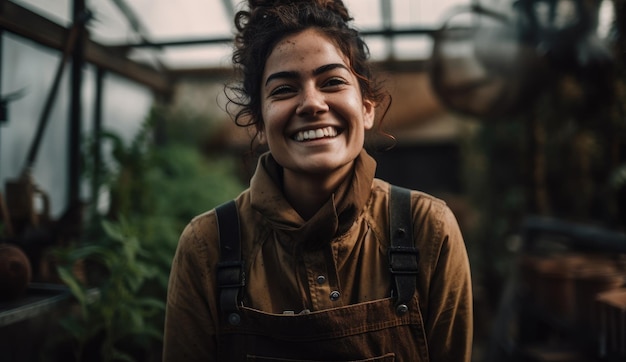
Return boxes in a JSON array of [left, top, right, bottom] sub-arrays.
[[163, 150, 473, 361]]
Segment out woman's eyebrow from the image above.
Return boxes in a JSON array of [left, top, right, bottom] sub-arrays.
[[265, 71, 299, 86], [313, 63, 349, 76], [265, 63, 349, 86]]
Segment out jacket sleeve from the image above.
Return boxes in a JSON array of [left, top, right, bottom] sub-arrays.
[[163, 215, 220, 362], [423, 203, 473, 362]]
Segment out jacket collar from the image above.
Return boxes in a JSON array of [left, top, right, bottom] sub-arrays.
[[249, 149, 376, 249]]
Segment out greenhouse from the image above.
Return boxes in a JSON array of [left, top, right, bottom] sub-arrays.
[[1, 0, 625, 361]]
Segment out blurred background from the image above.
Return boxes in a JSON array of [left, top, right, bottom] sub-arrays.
[[0, 0, 625, 361]]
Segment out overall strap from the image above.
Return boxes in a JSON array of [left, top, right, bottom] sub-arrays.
[[389, 185, 420, 313], [215, 200, 245, 325]]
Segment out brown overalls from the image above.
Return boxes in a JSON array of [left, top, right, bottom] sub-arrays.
[[214, 186, 429, 362], [217, 296, 429, 361]]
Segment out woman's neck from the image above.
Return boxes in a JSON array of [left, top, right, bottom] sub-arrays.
[[282, 165, 352, 221]]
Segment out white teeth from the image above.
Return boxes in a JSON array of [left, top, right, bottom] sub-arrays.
[[294, 126, 337, 142]]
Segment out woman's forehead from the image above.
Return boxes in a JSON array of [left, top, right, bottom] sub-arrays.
[[264, 29, 350, 74]]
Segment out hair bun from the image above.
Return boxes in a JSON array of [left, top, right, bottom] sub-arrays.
[[318, 0, 351, 22], [247, 0, 352, 22]]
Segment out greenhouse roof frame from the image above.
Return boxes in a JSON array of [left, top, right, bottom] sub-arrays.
[[2, 0, 462, 93]]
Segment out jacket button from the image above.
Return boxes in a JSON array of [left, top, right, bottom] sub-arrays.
[[330, 290, 340, 301], [228, 312, 241, 325], [316, 275, 326, 284], [396, 304, 409, 315]]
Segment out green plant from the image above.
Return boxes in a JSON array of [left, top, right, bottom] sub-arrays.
[[50, 107, 247, 361], [51, 218, 163, 362]]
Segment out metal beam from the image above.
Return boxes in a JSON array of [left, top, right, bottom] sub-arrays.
[[380, 0, 393, 59], [0, 1, 171, 94], [110, 0, 150, 39], [116, 35, 233, 48], [113, 27, 435, 49], [68, 0, 85, 211], [362, 27, 436, 37]]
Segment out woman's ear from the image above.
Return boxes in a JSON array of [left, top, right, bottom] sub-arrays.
[[362, 99, 376, 130], [257, 128, 267, 144]]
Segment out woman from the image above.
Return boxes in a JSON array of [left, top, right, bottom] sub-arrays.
[[163, 1, 473, 361]]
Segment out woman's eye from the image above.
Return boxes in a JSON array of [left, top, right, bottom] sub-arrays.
[[324, 77, 347, 87], [269, 85, 294, 96]]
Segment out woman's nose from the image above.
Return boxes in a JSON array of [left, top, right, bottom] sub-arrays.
[[296, 85, 329, 116]]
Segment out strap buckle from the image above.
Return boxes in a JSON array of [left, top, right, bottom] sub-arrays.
[[216, 260, 246, 288], [388, 246, 420, 275]]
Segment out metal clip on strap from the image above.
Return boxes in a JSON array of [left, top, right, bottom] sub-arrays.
[[215, 200, 244, 322], [389, 185, 419, 309]]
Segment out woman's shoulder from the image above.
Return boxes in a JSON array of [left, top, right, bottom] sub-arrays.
[[369, 178, 457, 234], [177, 190, 251, 252], [175, 208, 219, 260]]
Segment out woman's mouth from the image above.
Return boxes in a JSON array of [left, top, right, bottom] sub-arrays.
[[293, 126, 339, 142]]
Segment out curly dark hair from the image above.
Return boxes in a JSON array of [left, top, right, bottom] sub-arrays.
[[225, 0, 387, 137]]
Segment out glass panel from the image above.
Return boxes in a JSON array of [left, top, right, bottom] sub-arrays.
[[345, 0, 383, 29], [394, 36, 434, 60], [122, 0, 232, 38], [87, 0, 137, 44], [393, 0, 471, 28], [11, 0, 72, 25]]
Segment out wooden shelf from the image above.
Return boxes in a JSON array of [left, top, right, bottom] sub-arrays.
[[0, 283, 97, 328]]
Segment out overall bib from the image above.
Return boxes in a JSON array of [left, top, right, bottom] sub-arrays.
[[215, 186, 428, 362]]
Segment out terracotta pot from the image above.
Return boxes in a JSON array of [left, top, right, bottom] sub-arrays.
[[0, 243, 32, 300]]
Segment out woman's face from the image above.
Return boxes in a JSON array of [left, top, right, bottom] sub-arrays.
[[260, 28, 375, 179]]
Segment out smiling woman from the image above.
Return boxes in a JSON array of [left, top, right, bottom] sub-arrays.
[[163, 1, 473, 361], [260, 29, 376, 214]]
